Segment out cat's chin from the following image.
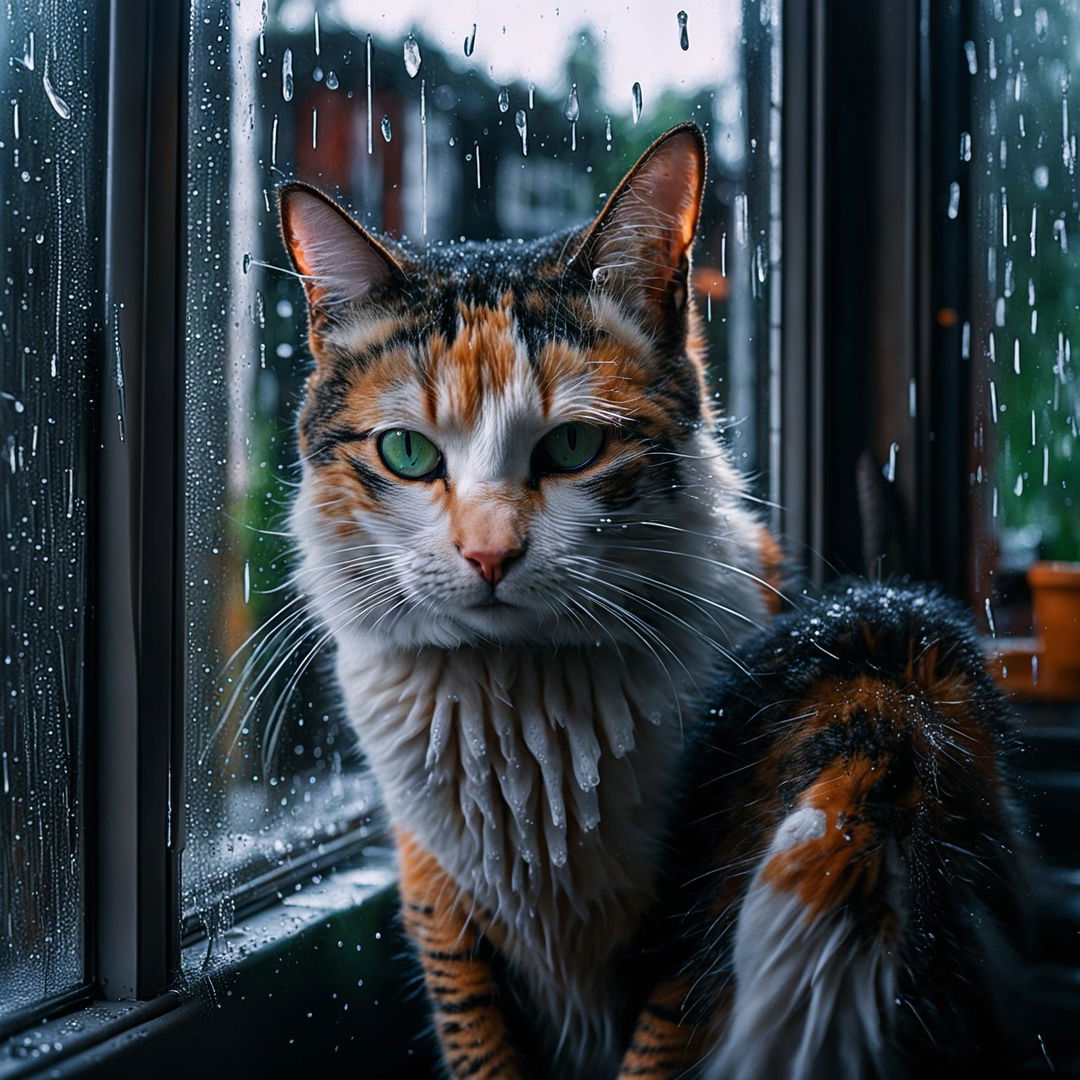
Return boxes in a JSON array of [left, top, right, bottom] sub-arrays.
[[444, 601, 564, 645]]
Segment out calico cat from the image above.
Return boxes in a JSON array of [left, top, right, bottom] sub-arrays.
[[277, 124, 1025, 1078]]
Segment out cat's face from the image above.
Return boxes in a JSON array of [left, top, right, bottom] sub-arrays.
[[280, 125, 746, 649]]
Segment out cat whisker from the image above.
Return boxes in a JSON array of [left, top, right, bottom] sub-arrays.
[[563, 567, 753, 678]]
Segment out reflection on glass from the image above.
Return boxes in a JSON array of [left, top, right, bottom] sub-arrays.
[[0, 4, 103, 1019], [182, 0, 779, 937], [969, 4, 1080, 641]]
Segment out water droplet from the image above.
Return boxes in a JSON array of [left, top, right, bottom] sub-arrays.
[[242, 252, 252, 274], [1035, 6, 1049, 40], [42, 70, 71, 120], [19, 31, 35, 72], [326, 70, 339, 90], [282, 47, 294, 101], [403, 35, 422, 78], [964, 40, 978, 75], [380, 115, 392, 142], [34, 233, 44, 245], [677, 10, 689, 50], [563, 83, 580, 123], [960, 131, 971, 161], [605, 115, 612, 145], [947, 181, 960, 219], [498, 87, 509, 113], [366, 34, 374, 155], [885, 442, 899, 483], [631, 82, 643, 124], [515, 108, 527, 155], [464, 23, 476, 56]]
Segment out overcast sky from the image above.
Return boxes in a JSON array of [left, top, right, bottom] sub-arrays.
[[275, 0, 743, 111]]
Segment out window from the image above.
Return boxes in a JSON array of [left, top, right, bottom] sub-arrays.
[[180, 0, 781, 945], [966, 3, 1080, 637], [0, 0, 781, 1063], [0, 2, 105, 1030], [8, 2, 1072, 1074]]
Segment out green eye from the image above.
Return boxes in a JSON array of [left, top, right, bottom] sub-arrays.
[[377, 429, 442, 479], [536, 422, 604, 473]]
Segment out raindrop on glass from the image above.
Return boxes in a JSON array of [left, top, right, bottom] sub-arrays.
[[1053, 216, 1067, 251], [282, 47, 294, 102], [677, 10, 689, 50], [381, 114, 392, 142], [563, 83, 580, 123], [42, 70, 71, 120], [734, 192, 749, 246], [326, 70, 339, 90], [515, 109, 527, 155], [947, 181, 960, 219], [960, 131, 971, 161], [464, 23, 476, 57], [21, 30, 35, 71], [964, 40, 978, 75], [1035, 6, 1049, 41], [404, 35, 422, 78], [366, 34, 374, 155], [498, 88, 509, 113], [631, 82, 643, 124]]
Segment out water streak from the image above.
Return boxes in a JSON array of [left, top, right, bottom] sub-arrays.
[[282, 47, 294, 102]]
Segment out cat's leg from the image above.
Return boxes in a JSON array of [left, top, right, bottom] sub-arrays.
[[689, 585, 1026, 1079], [616, 977, 713, 1079], [397, 831, 526, 1080]]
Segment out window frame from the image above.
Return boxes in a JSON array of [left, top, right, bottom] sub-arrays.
[[92, 0, 185, 1006], [779, 0, 975, 596]]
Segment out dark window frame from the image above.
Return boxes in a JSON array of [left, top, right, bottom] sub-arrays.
[[1, 0, 992, 1068], [779, 0, 974, 597]]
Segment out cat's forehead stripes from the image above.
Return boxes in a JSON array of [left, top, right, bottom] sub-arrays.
[[423, 297, 533, 428]]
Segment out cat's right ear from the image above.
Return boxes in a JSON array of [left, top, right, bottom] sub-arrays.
[[277, 182, 407, 324]]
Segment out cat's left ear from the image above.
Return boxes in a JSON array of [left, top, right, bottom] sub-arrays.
[[277, 181, 408, 326], [570, 123, 706, 332]]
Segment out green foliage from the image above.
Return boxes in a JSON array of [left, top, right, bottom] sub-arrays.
[[986, 4, 1080, 560]]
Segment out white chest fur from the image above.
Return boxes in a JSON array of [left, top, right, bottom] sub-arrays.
[[335, 638, 698, 1066]]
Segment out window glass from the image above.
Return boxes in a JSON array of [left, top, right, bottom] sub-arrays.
[[182, 0, 780, 936], [968, 4, 1080, 642], [0, 4, 103, 1018]]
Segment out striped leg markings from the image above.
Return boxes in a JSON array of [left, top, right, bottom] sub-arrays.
[[397, 832, 525, 1080], [617, 977, 708, 1079]]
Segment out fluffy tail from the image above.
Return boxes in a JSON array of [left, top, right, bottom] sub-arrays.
[[691, 581, 1026, 1079]]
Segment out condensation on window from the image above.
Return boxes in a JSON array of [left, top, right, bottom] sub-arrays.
[[968, 4, 1079, 635], [0, 4, 102, 1019], [181, 0, 780, 940]]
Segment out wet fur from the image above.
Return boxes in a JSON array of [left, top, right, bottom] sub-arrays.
[[278, 126, 1025, 1078]]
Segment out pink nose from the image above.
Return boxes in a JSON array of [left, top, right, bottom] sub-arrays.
[[461, 545, 522, 586]]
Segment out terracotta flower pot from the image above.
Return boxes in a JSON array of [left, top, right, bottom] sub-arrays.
[[1027, 561, 1080, 700]]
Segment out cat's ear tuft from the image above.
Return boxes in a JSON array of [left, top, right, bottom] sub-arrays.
[[277, 182, 406, 320], [571, 123, 706, 331]]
